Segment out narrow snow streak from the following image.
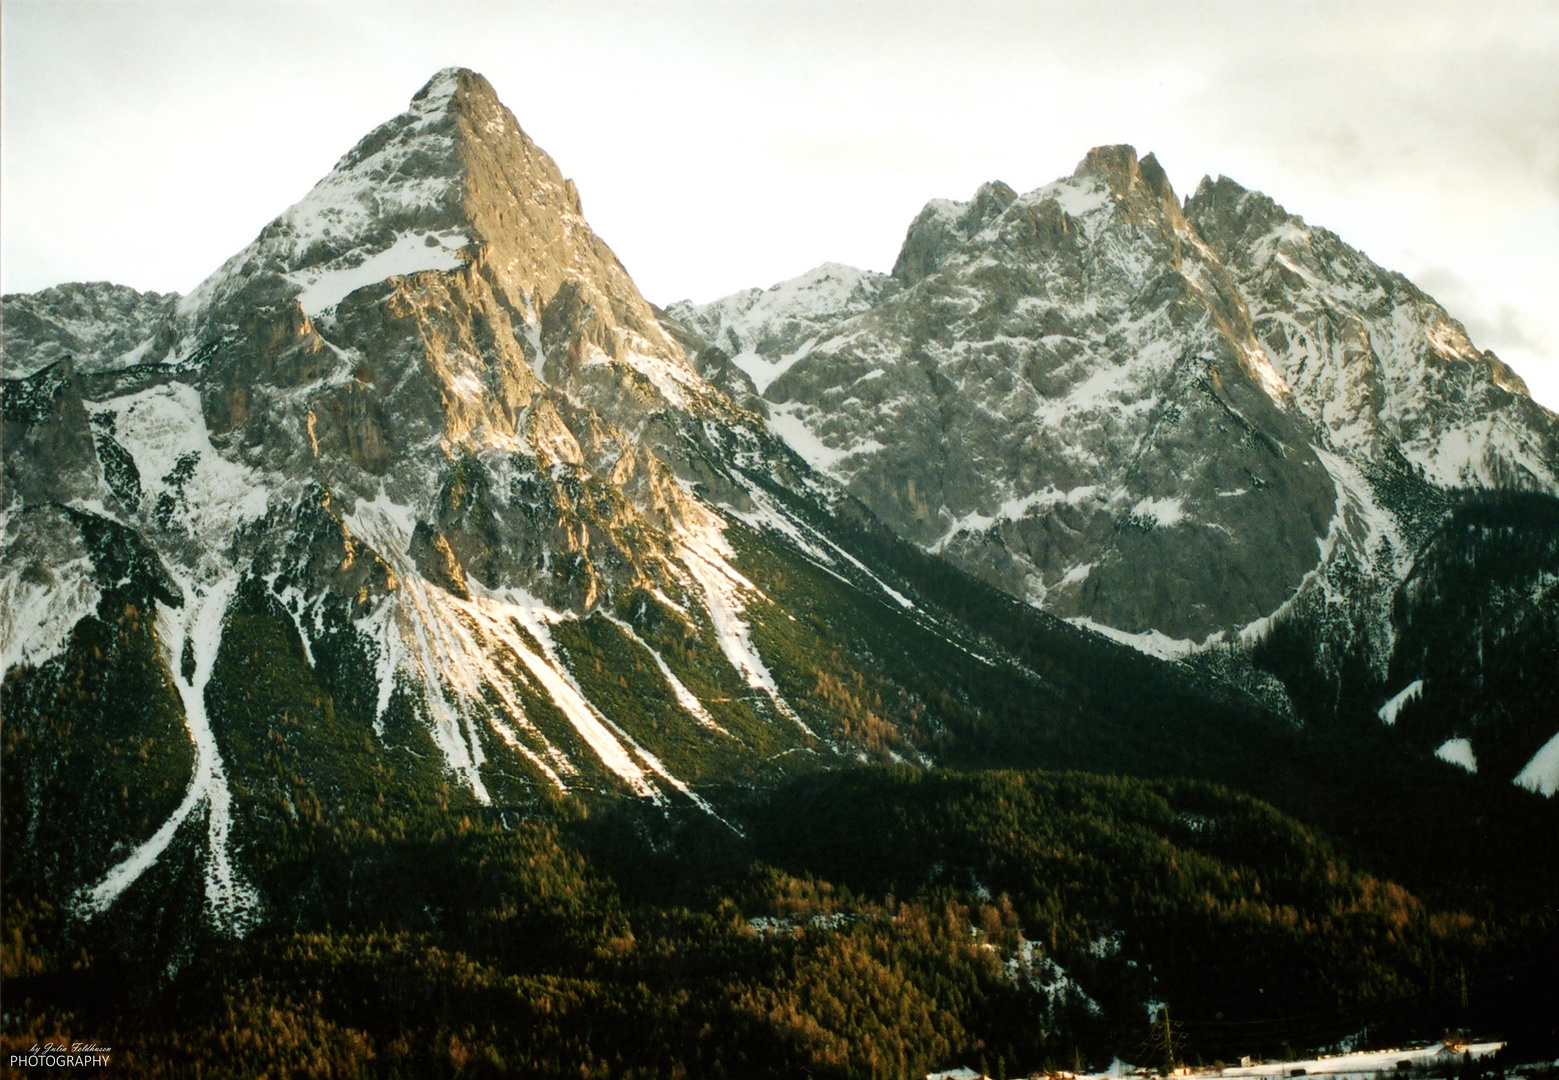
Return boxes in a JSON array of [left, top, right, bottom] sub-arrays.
[[1377, 679, 1424, 725], [676, 524, 815, 738], [462, 590, 662, 801], [734, 486, 914, 610], [77, 577, 259, 933], [600, 613, 730, 735], [343, 493, 683, 800]]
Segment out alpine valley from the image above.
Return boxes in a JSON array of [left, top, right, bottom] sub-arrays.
[[3, 70, 1556, 1078]]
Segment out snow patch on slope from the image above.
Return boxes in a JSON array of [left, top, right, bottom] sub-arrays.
[[1435, 737, 1477, 774], [0, 552, 99, 675], [77, 575, 260, 935], [88, 382, 272, 537], [1067, 616, 1199, 660], [1514, 729, 1559, 797], [674, 514, 814, 738], [1130, 496, 1185, 528], [339, 491, 734, 807], [767, 401, 884, 477], [728, 484, 914, 610], [289, 229, 469, 316]]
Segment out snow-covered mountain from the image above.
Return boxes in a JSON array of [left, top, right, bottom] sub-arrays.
[[5, 71, 1557, 950], [2, 70, 911, 934], [668, 147, 1559, 654]]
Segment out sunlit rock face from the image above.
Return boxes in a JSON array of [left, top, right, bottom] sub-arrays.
[[1185, 175, 1559, 491], [3, 68, 742, 617], [2, 70, 846, 929]]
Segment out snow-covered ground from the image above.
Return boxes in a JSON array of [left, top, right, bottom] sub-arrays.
[[930, 1041, 1509, 1080], [1210, 1042, 1505, 1080]]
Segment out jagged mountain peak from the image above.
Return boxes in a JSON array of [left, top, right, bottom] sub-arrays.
[[175, 67, 685, 385], [1072, 144, 1191, 241], [2, 66, 847, 874], [408, 65, 501, 115], [1074, 144, 1166, 196], [890, 145, 1212, 290]]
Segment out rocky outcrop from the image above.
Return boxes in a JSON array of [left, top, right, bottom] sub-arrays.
[[2, 360, 102, 505], [0, 283, 179, 378]]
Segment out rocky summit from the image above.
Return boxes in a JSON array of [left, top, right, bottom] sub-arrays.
[[4, 68, 1559, 1076]]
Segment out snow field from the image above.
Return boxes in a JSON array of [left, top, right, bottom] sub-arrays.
[[0, 551, 99, 675]]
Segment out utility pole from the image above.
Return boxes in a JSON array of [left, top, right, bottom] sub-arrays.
[[1146, 1005, 1183, 1076]]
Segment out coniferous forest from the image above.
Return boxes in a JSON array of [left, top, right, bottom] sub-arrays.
[[4, 488, 1557, 1078]]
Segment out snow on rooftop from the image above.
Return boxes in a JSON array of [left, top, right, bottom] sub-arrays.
[[1058, 1042, 1507, 1080]]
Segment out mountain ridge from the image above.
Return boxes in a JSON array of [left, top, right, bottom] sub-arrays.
[[669, 145, 1559, 652], [4, 64, 1556, 968]]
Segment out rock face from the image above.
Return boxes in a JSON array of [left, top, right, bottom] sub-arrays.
[[671, 146, 1559, 645], [6, 69, 735, 617], [1, 282, 179, 378], [1185, 176, 1559, 491]]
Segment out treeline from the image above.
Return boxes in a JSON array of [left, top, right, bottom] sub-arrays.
[[5, 766, 1556, 1078]]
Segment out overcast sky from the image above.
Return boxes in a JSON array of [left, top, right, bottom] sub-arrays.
[[3, 1, 1556, 409]]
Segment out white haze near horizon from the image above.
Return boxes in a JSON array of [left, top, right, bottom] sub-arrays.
[[3, 1, 1556, 411]]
